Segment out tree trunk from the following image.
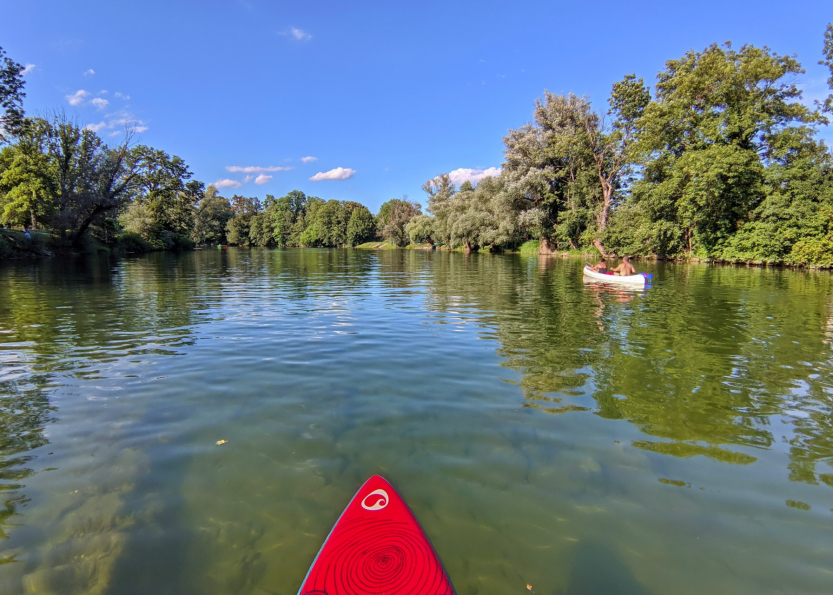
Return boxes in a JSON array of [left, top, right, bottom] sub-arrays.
[[72, 205, 106, 248], [568, 238, 578, 251], [592, 238, 609, 258], [464, 240, 472, 253], [597, 181, 613, 232], [539, 238, 556, 255]]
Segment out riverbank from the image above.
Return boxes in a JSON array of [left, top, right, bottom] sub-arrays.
[[4, 231, 831, 270]]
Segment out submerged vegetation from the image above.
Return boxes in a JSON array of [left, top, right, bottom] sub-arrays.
[[2, 25, 833, 264]]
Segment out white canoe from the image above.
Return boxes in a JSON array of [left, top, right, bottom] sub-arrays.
[[583, 266, 647, 286]]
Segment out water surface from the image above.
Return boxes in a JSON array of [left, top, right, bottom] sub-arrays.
[[1, 249, 832, 594]]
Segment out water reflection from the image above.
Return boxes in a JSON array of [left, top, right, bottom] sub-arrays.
[[0, 250, 831, 594]]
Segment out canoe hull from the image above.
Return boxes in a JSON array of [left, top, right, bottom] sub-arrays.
[[298, 475, 456, 595], [583, 266, 646, 285]]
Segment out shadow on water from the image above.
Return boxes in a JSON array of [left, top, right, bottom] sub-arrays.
[[561, 540, 652, 595]]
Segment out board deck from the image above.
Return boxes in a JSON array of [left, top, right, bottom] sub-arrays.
[[298, 475, 456, 595]]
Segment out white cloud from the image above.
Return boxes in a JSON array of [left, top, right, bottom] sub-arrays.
[[309, 167, 356, 181], [66, 89, 90, 106], [133, 125, 149, 133], [255, 174, 272, 185], [243, 175, 253, 183], [83, 68, 95, 76], [291, 27, 311, 41], [115, 92, 130, 100], [85, 121, 107, 132], [301, 156, 318, 164], [213, 179, 243, 189], [97, 90, 108, 95], [448, 167, 502, 186], [91, 97, 109, 110], [225, 165, 293, 174], [21, 64, 36, 76], [279, 27, 311, 41]]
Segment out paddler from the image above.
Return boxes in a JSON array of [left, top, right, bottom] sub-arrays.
[[611, 256, 636, 276], [589, 259, 608, 273]]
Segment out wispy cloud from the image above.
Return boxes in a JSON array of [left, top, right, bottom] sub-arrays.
[[226, 165, 293, 174], [85, 121, 107, 132], [279, 27, 312, 41], [213, 179, 243, 189], [448, 167, 502, 186], [83, 68, 95, 76], [309, 167, 356, 181], [255, 174, 273, 185], [66, 89, 90, 106], [301, 156, 318, 164], [21, 64, 36, 76], [115, 92, 130, 100], [91, 97, 109, 110]]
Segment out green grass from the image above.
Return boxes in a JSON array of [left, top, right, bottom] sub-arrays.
[[517, 240, 540, 254], [354, 241, 399, 250]]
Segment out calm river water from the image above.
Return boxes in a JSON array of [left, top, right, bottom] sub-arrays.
[[0, 249, 832, 595]]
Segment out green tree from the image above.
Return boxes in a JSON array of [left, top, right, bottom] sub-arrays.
[[501, 93, 600, 252], [120, 147, 201, 248], [0, 119, 54, 226], [624, 43, 821, 258], [376, 198, 422, 246], [193, 186, 233, 244], [820, 23, 833, 114], [347, 205, 376, 246], [226, 212, 254, 245], [0, 46, 26, 140], [421, 173, 456, 246]]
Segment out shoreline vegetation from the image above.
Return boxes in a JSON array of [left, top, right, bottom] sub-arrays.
[[3, 26, 833, 268]]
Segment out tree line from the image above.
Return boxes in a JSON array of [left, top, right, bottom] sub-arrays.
[[406, 25, 833, 265], [3, 27, 833, 263], [0, 45, 421, 254]]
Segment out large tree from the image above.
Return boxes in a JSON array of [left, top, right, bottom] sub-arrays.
[[0, 46, 26, 140], [120, 146, 201, 247], [501, 93, 600, 252], [193, 185, 233, 245], [624, 42, 822, 258], [376, 198, 421, 246]]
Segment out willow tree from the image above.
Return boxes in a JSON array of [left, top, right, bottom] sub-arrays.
[[376, 198, 421, 246], [501, 88, 647, 255]]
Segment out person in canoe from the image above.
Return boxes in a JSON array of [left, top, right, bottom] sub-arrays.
[[611, 256, 636, 276], [589, 259, 608, 273]]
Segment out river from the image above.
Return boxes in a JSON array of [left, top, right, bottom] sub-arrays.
[[0, 249, 831, 594]]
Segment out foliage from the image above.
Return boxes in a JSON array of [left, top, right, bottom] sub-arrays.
[[226, 212, 254, 246], [376, 198, 422, 247], [405, 214, 434, 244], [120, 147, 201, 248], [193, 186, 233, 245], [517, 240, 540, 254], [820, 23, 833, 114], [0, 46, 26, 140], [347, 205, 375, 246], [115, 231, 155, 253], [620, 43, 820, 258]]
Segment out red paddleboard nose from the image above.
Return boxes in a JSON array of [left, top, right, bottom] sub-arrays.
[[298, 475, 456, 595]]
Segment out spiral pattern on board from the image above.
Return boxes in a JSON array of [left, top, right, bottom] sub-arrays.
[[303, 518, 451, 595]]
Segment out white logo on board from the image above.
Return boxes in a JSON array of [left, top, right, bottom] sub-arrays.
[[361, 489, 389, 511]]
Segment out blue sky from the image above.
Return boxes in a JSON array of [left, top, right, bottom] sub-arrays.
[[2, 1, 831, 212]]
